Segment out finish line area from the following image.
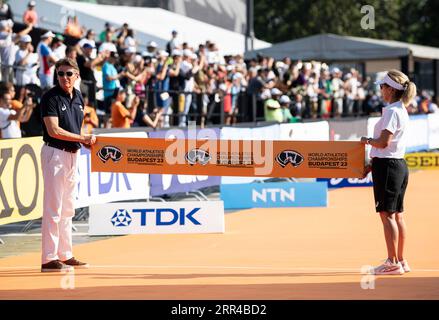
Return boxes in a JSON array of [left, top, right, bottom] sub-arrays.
[[1, 170, 438, 300]]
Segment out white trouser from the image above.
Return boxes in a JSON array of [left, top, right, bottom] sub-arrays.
[[41, 144, 78, 264]]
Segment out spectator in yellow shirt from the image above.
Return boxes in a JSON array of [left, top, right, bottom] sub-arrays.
[[111, 88, 139, 128]]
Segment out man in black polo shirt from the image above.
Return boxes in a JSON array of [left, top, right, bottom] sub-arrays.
[[40, 58, 96, 272]]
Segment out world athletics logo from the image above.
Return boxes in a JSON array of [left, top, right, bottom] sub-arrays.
[[97, 145, 123, 163], [275, 150, 304, 168], [185, 149, 211, 165]]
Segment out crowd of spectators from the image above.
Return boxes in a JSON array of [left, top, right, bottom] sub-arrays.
[[0, 1, 438, 139]]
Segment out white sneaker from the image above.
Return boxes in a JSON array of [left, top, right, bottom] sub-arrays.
[[373, 259, 405, 275], [400, 259, 411, 273]]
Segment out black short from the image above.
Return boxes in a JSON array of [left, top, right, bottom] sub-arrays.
[[371, 158, 409, 213]]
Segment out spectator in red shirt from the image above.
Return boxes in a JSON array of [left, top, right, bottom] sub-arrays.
[[23, 1, 38, 26]]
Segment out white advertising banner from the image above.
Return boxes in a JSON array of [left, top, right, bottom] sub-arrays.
[[406, 115, 429, 153], [220, 126, 253, 140], [252, 124, 281, 140], [279, 121, 329, 141], [428, 113, 439, 150], [89, 201, 225, 235], [75, 132, 150, 208]]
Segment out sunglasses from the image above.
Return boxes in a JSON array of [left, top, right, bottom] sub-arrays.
[[57, 71, 76, 78]]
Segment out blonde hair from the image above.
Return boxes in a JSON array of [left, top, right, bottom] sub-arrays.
[[387, 69, 417, 106]]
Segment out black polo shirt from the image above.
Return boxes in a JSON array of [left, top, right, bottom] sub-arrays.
[[41, 85, 84, 151]]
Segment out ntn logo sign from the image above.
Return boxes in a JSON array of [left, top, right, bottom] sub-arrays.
[[252, 188, 295, 203], [220, 182, 327, 209]]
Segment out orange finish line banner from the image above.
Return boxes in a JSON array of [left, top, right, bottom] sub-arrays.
[[91, 137, 365, 178]]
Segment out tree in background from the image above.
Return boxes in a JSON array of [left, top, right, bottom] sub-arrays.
[[254, 0, 439, 47]]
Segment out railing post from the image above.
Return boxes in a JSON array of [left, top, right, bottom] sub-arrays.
[[220, 96, 225, 124]]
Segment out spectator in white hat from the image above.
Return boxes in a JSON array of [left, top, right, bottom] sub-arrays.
[[0, 19, 33, 82], [264, 88, 283, 122], [279, 95, 293, 122], [23, 1, 38, 26], [14, 34, 39, 86], [78, 29, 97, 58], [37, 31, 58, 89], [143, 40, 157, 58]]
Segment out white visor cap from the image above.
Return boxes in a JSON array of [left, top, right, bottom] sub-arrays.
[[375, 73, 405, 91]]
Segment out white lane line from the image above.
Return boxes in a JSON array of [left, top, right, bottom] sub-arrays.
[[0, 265, 439, 272]]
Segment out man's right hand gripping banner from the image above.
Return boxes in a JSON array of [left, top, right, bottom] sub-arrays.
[[91, 137, 365, 178]]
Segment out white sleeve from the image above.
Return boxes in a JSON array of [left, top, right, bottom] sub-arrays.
[[380, 109, 398, 134], [0, 109, 13, 127], [15, 50, 23, 64]]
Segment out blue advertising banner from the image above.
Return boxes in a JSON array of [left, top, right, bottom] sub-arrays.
[[220, 182, 327, 209], [317, 172, 373, 188], [149, 128, 221, 196]]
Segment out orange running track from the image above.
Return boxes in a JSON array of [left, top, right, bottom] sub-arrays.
[[1, 170, 438, 300]]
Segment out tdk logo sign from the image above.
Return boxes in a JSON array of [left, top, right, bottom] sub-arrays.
[[112, 208, 202, 226], [89, 201, 225, 235], [252, 188, 295, 203]]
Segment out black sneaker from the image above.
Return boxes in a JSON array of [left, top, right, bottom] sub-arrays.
[[62, 257, 89, 269], [41, 260, 74, 273]]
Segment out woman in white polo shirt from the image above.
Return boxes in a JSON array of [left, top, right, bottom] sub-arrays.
[[361, 69, 416, 275]]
